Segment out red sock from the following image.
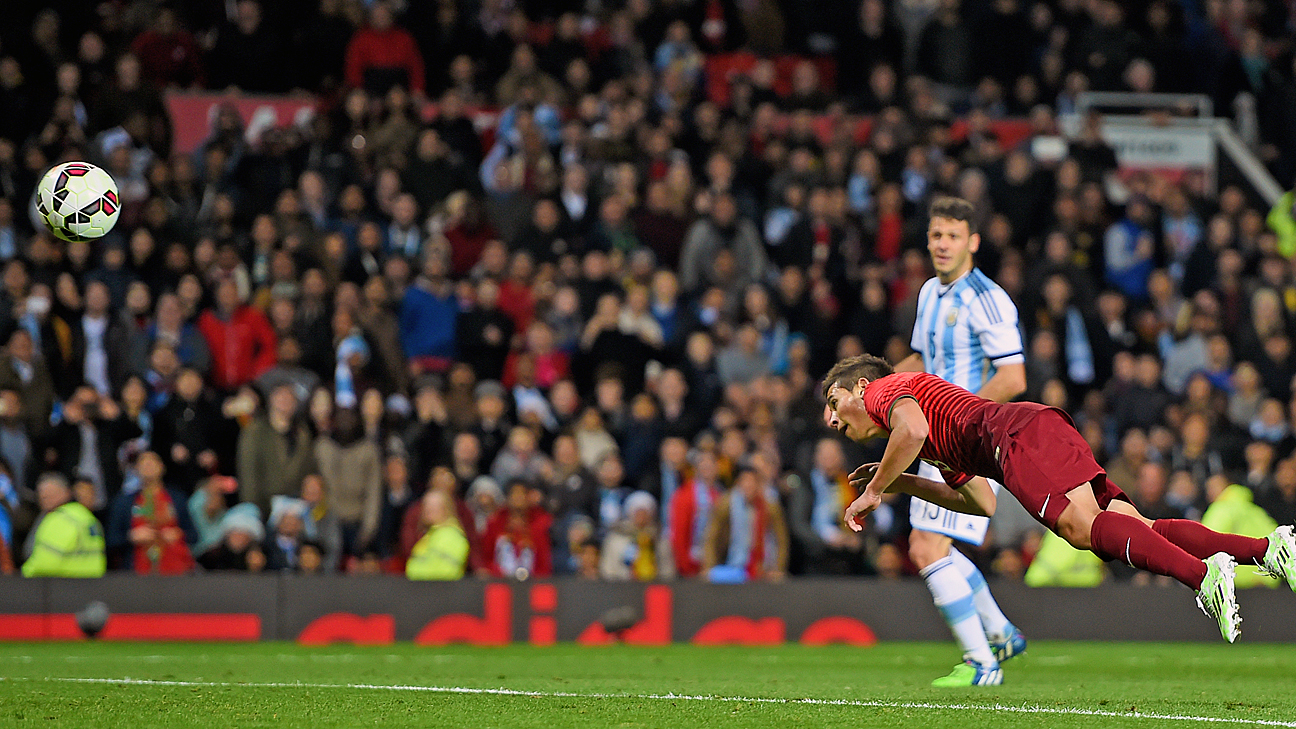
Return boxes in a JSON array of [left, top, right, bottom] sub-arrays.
[[1153, 519, 1268, 563], [1089, 511, 1208, 590]]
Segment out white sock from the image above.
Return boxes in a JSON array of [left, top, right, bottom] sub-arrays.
[[948, 548, 1013, 641], [921, 555, 996, 666]]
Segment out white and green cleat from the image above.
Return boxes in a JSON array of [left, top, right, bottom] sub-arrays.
[[1256, 525, 1296, 591], [1197, 552, 1241, 643], [930, 659, 1003, 687]]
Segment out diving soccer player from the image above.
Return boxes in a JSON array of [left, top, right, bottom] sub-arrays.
[[822, 355, 1296, 648]]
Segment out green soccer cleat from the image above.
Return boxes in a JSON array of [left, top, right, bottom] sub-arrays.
[[930, 659, 1003, 687], [1196, 552, 1241, 643], [1256, 525, 1296, 591]]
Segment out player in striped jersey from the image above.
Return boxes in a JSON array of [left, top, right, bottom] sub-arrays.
[[822, 354, 1296, 648], [889, 197, 1026, 686]]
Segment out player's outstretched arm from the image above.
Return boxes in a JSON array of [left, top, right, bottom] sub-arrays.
[[843, 398, 928, 531], [954, 477, 996, 517], [848, 467, 997, 518]]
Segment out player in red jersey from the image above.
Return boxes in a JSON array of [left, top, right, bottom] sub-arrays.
[[821, 354, 1296, 643]]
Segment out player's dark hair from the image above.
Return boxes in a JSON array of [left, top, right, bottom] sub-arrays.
[[820, 354, 894, 399], [928, 195, 977, 233]]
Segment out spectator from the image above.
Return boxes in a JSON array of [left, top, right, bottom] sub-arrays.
[[703, 466, 789, 582], [20, 473, 106, 578], [152, 368, 222, 491], [653, 20, 703, 81], [1105, 428, 1149, 492], [69, 280, 130, 397], [112, 451, 196, 574], [0, 389, 32, 501], [131, 292, 211, 378], [188, 476, 234, 557], [494, 45, 563, 107], [197, 502, 266, 571], [601, 490, 670, 580], [546, 433, 598, 531], [298, 473, 343, 571], [406, 490, 470, 580], [792, 438, 865, 575], [0, 328, 55, 442], [400, 252, 458, 372], [1162, 297, 1219, 396], [1131, 461, 1178, 521], [315, 407, 382, 560], [679, 193, 767, 297], [129, 7, 204, 89], [716, 324, 773, 386], [1103, 196, 1156, 301], [46, 386, 141, 518], [1242, 441, 1277, 496], [915, 0, 975, 90], [236, 383, 315, 516], [207, 0, 288, 92], [264, 496, 311, 572], [491, 425, 553, 486], [483, 479, 552, 578], [669, 448, 722, 578], [1259, 458, 1296, 526], [1169, 413, 1225, 486], [1113, 355, 1172, 434], [457, 278, 514, 383], [404, 129, 475, 220], [634, 182, 691, 269], [198, 278, 278, 392]]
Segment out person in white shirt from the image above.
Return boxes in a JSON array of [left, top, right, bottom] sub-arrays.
[[893, 196, 1028, 687]]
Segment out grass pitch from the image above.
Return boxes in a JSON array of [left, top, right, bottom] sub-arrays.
[[1, 641, 1293, 728]]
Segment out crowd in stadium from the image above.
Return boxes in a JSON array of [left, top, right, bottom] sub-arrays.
[[0, 0, 1295, 583]]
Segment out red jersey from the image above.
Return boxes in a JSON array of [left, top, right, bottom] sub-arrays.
[[863, 372, 1111, 531], [862, 371, 1026, 486]]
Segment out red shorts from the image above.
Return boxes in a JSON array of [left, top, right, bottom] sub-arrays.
[[989, 406, 1129, 531]]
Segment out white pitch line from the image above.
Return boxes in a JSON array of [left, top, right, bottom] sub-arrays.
[[17, 677, 1296, 727]]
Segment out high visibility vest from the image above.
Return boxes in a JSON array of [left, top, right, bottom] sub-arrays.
[[406, 522, 469, 581], [21, 502, 106, 578]]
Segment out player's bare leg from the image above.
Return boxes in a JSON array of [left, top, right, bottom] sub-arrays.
[[911, 529, 1003, 686], [1056, 483, 1241, 642]]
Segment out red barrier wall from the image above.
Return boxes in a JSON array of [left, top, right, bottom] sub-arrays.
[[2, 576, 1293, 644]]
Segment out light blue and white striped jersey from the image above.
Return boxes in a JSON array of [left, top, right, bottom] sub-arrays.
[[910, 268, 1024, 394]]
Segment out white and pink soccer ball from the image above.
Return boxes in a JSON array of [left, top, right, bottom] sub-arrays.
[[36, 161, 121, 242]]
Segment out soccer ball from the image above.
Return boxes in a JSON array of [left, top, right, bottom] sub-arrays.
[[36, 161, 121, 242]]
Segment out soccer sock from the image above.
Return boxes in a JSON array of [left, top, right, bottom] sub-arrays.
[[947, 548, 1013, 641], [1152, 519, 1268, 563], [921, 555, 997, 666], [1089, 511, 1208, 590]]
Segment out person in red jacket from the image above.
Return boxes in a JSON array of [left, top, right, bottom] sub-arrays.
[[669, 448, 722, 578], [127, 451, 196, 575], [344, 1, 426, 96], [197, 278, 277, 392], [129, 7, 204, 88], [482, 479, 553, 578]]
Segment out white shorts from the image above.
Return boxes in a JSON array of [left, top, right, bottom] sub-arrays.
[[910, 461, 999, 547]]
